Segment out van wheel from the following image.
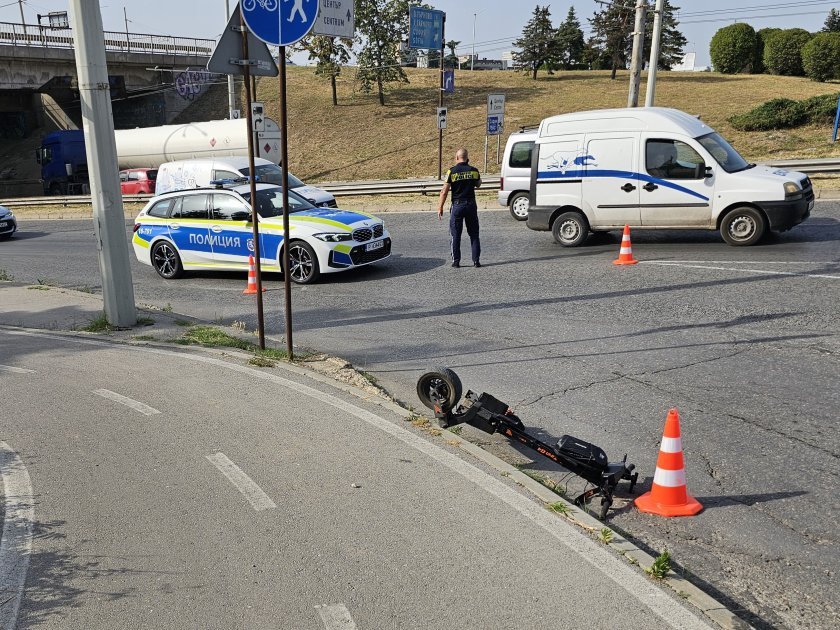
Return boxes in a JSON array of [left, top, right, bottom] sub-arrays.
[[509, 192, 529, 221], [721, 207, 766, 246], [552, 212, 589, 247]]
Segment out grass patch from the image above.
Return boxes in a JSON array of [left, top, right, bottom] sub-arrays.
[[27, 285, 50, 291], [82, 313, 112, 333], [173, 325, 290, 362], [547, 501, 572, 515], [517, 467, 567, 497], [249, 355, 276, 368], [76, 285, 95, 294], [133, 335, 156, 341], [174, 319, 192, 327], [359, 370, 379, 386], [646, 551, 672, 579], [447, 425, 463, 435], [136, 316, 155, 327], [0, 269, 13, 281], [599, 527, 614, 544], [35, 278, 57, 286]]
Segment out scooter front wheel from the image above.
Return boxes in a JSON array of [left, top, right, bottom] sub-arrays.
[[416, 366, 463, 413]]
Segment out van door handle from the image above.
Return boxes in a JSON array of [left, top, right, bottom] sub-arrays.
[[643, 182, 658, 192], [621, 183, 636, 193]]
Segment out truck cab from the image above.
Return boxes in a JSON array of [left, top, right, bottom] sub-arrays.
[[36, 130, 90, 196]]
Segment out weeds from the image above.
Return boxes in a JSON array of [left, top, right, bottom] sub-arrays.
[[359, 370, 379, 386], [174, 319, 192, 327], [646, 551, 672, 579], [0, 269, 14, 281], [27, 285, 50, 291], [133, 335, 156, 341], [547, 501, 572, 515], [162, 303, 173, 313], [173, 325, 290, 363], [82, 313, 111, 333], [447, 425, 463, 435], [76, 286, 95, 294], [599, 527, 614, 544], [136, 316, 155, 327], [249, 355, 276, 368]]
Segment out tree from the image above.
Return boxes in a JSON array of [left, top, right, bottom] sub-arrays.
[[588, 3, 634, 79], [556, 7, 585, 69], [445, 39, 460, 68], [803, 32, 840, 81], [639, 0, 687, 70], [299, 35, 353, 106], [763, 28, 812, 76], [355, 0, 420, 106], [755, 28, 782, 73], [710, 23, 759, 74], [823, 8, 840, 33], [512, 6, 560, 79]]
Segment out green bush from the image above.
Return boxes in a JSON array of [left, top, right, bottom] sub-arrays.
[[755, 28, 782, 73], [763, 28, 812, 76], [729, 98, 807, 131], [710, 23, 760, 73], [801, 93, 840, 123], [802, 32, 840, 82]]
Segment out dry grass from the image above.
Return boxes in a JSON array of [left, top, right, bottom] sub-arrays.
[[205, 68, 840, 182]]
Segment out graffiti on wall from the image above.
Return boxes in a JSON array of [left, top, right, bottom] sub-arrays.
[[175, 70, 211, 101]]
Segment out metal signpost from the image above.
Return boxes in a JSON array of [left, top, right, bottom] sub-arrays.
[[208, 4, 279, 350], [242, 0, 318, 359], [485, 94, 505, 173], [408, 7, 446, 179], [312, 0, 354, 38]]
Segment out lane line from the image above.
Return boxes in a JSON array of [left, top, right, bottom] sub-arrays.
[[315, 603, 358, 629], [1, 329, 714, 628], [0, 440, 34, 630], [205, 453, 277, 512], [0, 365, 34, 374], [92, 389, 161, 416], [642, 261, 840, 280], [647, 260, 840, 265]]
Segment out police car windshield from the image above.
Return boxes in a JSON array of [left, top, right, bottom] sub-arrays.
[[696, 132, 751, 173], [242, 188, 315, 218], [238, 165, 306, 189]]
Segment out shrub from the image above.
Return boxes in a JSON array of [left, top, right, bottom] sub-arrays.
[[729, 98, 807, 131], [801, 93, 840, 123], [755, 28, 782, 73], [763, 28, 813, 76], [710, 23, 759, 73], [802, 32, 840, 82]]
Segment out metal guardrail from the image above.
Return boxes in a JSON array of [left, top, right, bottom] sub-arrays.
[[0, 21, 214, 57], [766, 158, 840, 174]]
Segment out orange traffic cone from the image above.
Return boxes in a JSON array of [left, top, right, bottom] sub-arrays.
[[243, 255, 265, 295], [613, 224, 638, 265], [635, 409, 703, 517]]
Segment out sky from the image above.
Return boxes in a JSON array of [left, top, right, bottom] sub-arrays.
[[0, 1, 834, 68]]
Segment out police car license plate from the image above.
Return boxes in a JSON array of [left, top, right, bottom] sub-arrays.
[[0, 222, 7, 228], [365, 240, 384, 252], [808, 199, 815, 212]]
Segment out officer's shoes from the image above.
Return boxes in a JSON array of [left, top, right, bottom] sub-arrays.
[[451, 261, 460, 268], [473, 262, 482, 268]]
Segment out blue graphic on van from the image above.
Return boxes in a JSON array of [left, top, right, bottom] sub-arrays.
[[537, 168, 710, 202], [542, 151, 598, 174]]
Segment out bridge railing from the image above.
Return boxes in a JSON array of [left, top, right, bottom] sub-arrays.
[[0, 22, 213, 57]]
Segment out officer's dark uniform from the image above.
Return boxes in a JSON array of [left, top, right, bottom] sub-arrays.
[[445, 161, 482, 266]]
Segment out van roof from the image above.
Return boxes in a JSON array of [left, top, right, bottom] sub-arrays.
[[158, 156, 275, 168], [538, 107, 713, 138]]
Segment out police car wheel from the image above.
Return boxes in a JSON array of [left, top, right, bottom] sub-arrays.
[[286, 241, 320, 284], [720, 206, 766, 246], [552, 211, 589, 247], [151, 241, 183, 279], [509, 193, 529, 221]]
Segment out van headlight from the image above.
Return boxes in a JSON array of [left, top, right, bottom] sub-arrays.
[[784, 181, 801, 195], [313, 232, 352, 242]]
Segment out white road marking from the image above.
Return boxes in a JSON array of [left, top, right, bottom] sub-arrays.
[[0, 440, 34, 630], [647, 260, 839, 265], [92, 389, 161, 416], [205, 452, 277, 512], [0, 365, 34, 374], [0, 329, 714, 628], [316, 603, 358, 629], [642, 261, 840, 280]]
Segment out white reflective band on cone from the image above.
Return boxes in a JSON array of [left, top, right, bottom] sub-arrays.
[[620, 247, 632, 254], [659, 436, 682, 453], [653, 466, 686, 488]]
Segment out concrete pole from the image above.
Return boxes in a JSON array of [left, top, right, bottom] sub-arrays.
[[627, 0, 647, 108], [645, 0, 665, 107], [225, 0, 237, 118], [68, 0, 137, 327], [471, 13, 476, 71]]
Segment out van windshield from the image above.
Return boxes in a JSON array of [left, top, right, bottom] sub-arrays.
[[239, 165, 306, 188], [242, 188, 315, 218], [696, 132, 752, 173]]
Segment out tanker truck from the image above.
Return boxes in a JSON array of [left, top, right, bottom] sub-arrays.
[[35, 117, 281, 195]]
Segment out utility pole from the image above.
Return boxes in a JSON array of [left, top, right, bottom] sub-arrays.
[[67, 0, 137, 327], [224, 0, 237, 119], [627, 0, 647, 108], [471, 13, 476, 71], [645, 0, 665, 107], [17, 0, 25, 25], [124, 8, 130, 53], [438, 14, 446, 179]]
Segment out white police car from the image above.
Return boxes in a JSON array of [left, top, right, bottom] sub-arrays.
[[132, 183, 391, 284]]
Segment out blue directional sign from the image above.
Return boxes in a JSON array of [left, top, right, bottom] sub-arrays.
[[242, 0, 318, 47], [409, 7, 444, 50], [443, 70, 454, 94], [487, 115, 502, 136]]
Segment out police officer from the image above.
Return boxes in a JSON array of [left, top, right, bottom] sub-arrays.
[[437, 148, 482, 268]]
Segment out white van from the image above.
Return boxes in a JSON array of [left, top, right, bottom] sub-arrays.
[[155, 157, 337, 207], [498, 128, 537, 221], [527, 108, 813, 246]]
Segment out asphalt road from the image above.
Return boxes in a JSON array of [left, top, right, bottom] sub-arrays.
[[0, 330, 709, 629], [2, 202, 840, 628]]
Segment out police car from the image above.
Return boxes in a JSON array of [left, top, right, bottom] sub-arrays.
[[132, 182, 391, 284]]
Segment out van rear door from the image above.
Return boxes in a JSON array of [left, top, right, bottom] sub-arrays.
[[582, 133, 641, 227]]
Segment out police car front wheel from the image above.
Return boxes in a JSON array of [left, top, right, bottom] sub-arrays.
[[285, 241, 320, 284], [151, 241, 183, 279]]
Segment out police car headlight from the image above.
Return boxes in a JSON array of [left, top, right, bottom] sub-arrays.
[[784, 181, 801, 195], [313, 232, 352, 242]]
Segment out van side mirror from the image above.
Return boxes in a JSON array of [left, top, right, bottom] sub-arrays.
[[704, 166, 714, 179]]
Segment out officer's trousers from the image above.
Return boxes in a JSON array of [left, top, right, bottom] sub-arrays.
[[449, 201, 480, 264]]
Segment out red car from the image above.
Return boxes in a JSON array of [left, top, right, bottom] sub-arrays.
[[119, 168, 157, 194]]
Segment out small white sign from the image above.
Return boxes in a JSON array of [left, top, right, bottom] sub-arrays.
[[437, 107, 448, 130], [487, 93, 505, 116], [252, 102, 265, 132], [313, 0, 355, 39], [230, 109, 241, 120]]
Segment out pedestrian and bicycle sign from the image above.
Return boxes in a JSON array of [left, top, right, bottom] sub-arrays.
[[487, 115, 502, 136], [409, 7, 444, 50], [242, 0, 318, 47]]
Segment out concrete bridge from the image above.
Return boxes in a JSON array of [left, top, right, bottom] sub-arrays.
[[0, 21, 218, 137]]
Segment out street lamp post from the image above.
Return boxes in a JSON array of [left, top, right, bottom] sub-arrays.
[[471, 12, 476, 71]]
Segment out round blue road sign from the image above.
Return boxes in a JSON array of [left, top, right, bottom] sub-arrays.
[[241, 0, 318, 47]]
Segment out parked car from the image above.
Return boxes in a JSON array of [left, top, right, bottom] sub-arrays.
[[119, 168, 157, 194], [498, 128, 537, 221], [154, 157, 337, 207], [131, 182, 390, 284], [528, 107, 813, 246], [0, 205, 16, 239]]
